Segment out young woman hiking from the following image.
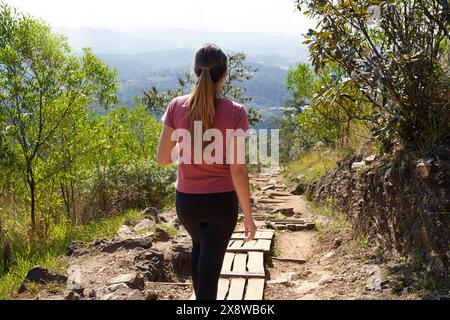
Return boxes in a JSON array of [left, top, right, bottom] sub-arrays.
[[156, 43, 256, 300]]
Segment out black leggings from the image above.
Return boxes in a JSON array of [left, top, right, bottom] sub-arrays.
[[175, 190, 238, 300]]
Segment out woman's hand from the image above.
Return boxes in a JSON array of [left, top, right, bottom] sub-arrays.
[[243, 216, 257, 243]]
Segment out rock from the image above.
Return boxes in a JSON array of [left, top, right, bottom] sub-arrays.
[[88, 289, 97, 298], [64, 290, 81, 300], [108, 283, 130, 292], [108, 273, 145, 291], [101, 291, 128, 300], [318, 274, 334, 286], [93, 238, 108, 246], [416, 159, 431, 178], [333, 239, 342, 249], [127, 290, 145, 300], [282, 272, 299, 282], [66, 241, 82, 256], [101, 238, 152, 253], [114, 225, 135, 241], [142, 207, 160, 223], [262, 184, 275, 191], [364, 155, 376, 163], [366, 265, 382, 291], [272, 208, 295, 216], [292, 183, 306, 195], [154, 228, 170, 242], [132, 249, 166, 281], [134, 219, 156, 232], [351, 161, 366, 169], [18, 266, 68, 294], [144, 290, 158, 300], [167, 235, 192, 276], [66, 264, 82, 291]]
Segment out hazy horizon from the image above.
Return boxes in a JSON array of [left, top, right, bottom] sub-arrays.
[[6, 0, 315, 34]]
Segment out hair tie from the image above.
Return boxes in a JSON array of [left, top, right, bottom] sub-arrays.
[[200, 67, 210, 72]]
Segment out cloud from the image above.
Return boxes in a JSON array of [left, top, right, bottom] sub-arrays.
[[7, 0, 314, 33]]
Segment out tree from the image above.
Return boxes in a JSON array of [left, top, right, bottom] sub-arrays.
[[0, 4, 117, 234], [141, 52, 262, 126], [296, 0, 450, 150]]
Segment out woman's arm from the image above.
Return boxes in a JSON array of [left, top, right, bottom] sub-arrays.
[[157, 125, 177, 166], [230, 136, 256, 242]]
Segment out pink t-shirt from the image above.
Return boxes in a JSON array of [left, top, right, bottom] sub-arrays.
[[161, 94, 250, 194]]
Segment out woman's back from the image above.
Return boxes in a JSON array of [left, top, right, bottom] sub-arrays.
[[162, 94, 249, 194]]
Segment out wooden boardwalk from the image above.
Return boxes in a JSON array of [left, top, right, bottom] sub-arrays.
[[190, 229, 274, 300]]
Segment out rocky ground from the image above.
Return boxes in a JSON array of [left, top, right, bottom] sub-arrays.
[[12, 169, 443, 300]]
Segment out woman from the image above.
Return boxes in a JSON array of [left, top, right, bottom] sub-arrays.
[[156, 43, 256, 300]]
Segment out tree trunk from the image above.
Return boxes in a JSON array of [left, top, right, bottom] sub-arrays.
[[26, 164, 36, 235]]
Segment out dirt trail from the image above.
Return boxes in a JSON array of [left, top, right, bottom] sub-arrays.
[[16, 170, 397, 300], [248, 170, 391, 300]]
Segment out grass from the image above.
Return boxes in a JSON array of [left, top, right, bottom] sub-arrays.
[[284, 149, 339, 186], [306, 201, 349, 240], [0, 209, 143, 300]]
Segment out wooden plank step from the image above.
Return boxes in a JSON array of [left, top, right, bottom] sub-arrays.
[[268, 191, 291, 197], [247, 252, 265, 274], [232, 253, 247, 272], [253, 239, 271, 251], [258, 199, 285, 204], [190, 279, 231, 300], [217, 278, 229, 300], [271, 218, 305, 224], [220, 272, 265, 279], [228, 240, 244, 249], [244, 279, 265, 300], [227, 278, 246, 300], [230, 231, 273, 240], [272, 257, 307, 264], [221, 252, 235, 273]]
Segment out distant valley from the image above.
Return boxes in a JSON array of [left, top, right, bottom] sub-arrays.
[[61, 28, 310, 123]]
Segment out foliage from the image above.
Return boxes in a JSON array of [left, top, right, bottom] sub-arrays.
[[141, 52, 263, 126], [295, 0, 450, 151], [0, 3, 175, 244], [0, 3, 118, 232]]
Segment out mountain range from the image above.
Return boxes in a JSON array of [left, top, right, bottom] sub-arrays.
[[60, 28, 310, 122]]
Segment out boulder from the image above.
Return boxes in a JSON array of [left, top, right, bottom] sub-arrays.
[[292, 183, 306, 195], [66, 264, 82, 291], [114, 225, 135, 241], [142, 207, 160, 223], [154, 228, 170, 242], [132, 249, 166, 281], [108, 273, 145, 291], [18, 266, 68, 294], [366, 265, 382, 291], [134, 219, 156, 232], [167, 235, 192, 277], [351, 161, 366, 169], [272, 207, 295, 216], [364, 155, 376, 163], [64, 290, 82, 300]]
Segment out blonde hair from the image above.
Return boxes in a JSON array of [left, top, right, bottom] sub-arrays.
[[186, 44, 228, 139]]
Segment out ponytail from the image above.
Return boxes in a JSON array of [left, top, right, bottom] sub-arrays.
[[187, 67, 216, 136], [186, 44, 228, 151]]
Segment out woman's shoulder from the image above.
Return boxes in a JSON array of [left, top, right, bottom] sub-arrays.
[[171, 94, 191, 107], [218, 97, 246, 112]]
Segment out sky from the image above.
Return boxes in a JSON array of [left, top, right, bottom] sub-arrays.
[[6, 0, 314, 34]]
